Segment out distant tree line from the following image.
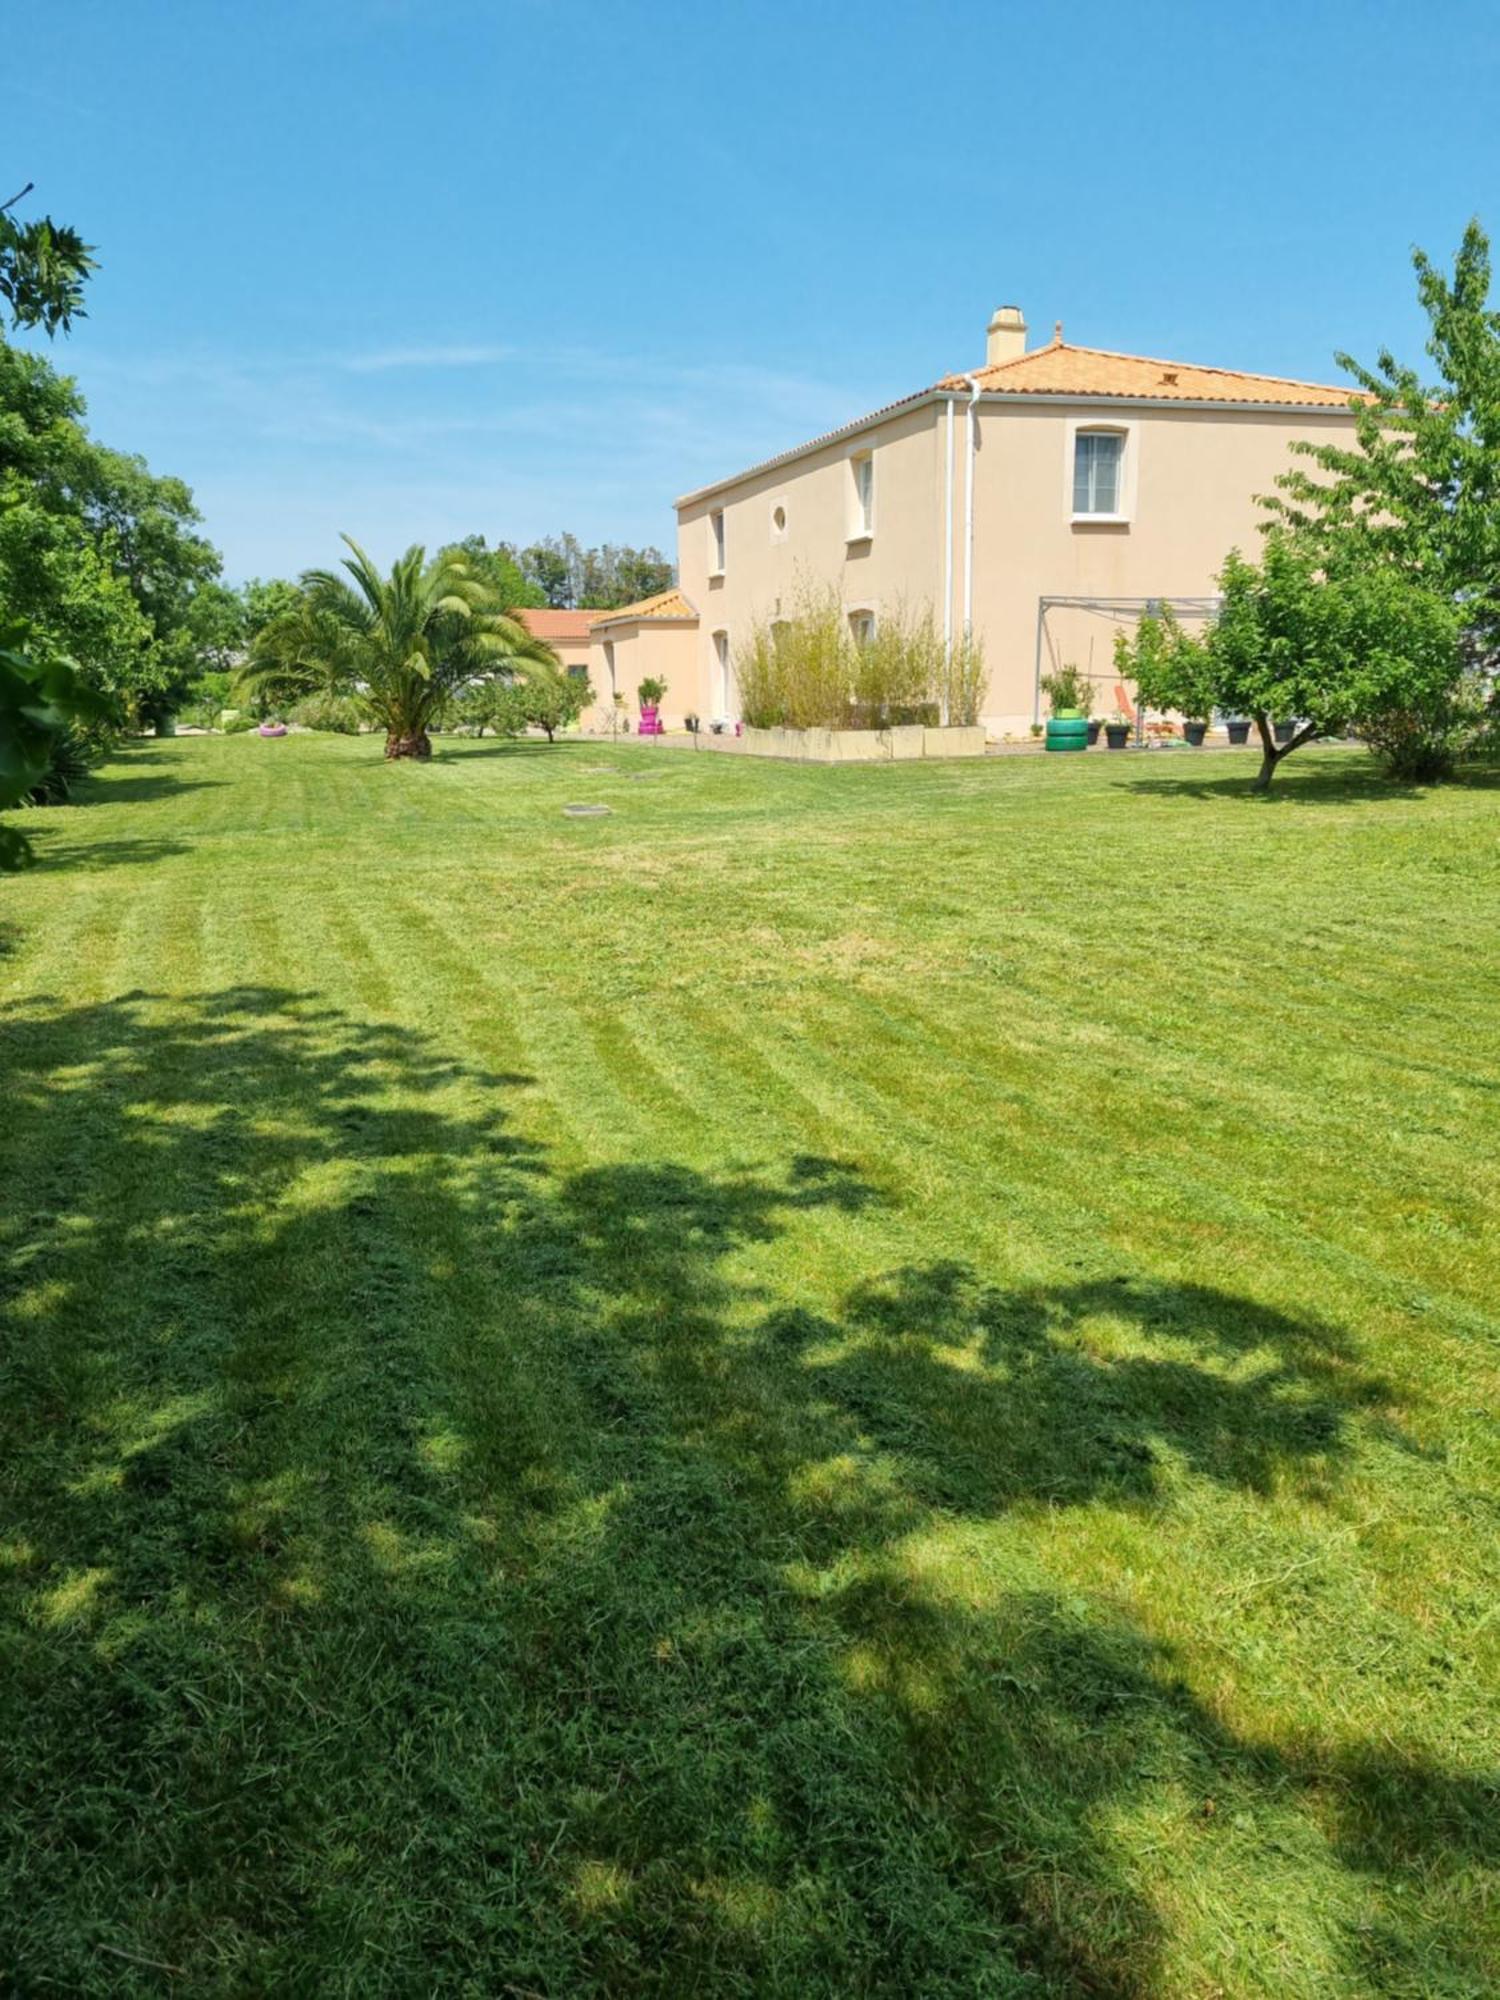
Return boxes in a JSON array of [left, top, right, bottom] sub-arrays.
[[491, 532, 675, 610]]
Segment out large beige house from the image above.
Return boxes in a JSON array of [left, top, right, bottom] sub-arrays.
[[581, 306, 1362, 735]]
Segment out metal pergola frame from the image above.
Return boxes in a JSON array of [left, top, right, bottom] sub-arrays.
[[1031, 594, 1222, 734]]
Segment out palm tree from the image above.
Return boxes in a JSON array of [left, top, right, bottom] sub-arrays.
[[242, 537, 561, 759]]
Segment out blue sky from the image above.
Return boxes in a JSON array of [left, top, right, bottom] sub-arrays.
[[8, 0, 1498, 582]]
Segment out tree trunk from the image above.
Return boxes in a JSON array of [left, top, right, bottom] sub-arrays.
[[1251, 714, 1281, 793], [384, 730, 432, 760]]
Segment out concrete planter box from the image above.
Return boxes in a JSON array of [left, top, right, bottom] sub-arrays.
[[741, 724, 987, 764], [922, 726, 987, 758]]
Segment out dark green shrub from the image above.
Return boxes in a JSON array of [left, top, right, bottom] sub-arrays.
[[25, 726, 97, 805], [289, 693, 364, 734]]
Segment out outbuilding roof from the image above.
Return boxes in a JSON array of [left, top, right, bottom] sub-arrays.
[[588, 588, 697, 630], [514, 607, 598, 644]]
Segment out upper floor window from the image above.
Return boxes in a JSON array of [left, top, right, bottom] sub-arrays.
[[849, 450, 874, 539], [1073, 430, 1124, 516], [771, 501, 788, 542], [709, 508, 726, 574]]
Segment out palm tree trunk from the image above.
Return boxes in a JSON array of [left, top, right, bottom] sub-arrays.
[[384, 730, 432, 760]]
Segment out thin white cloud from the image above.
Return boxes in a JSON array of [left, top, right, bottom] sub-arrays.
[[342, 343, 511, 373]]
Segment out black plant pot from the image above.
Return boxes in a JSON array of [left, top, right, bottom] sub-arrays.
[[1274, 720, 1296, 745], [1105, 724, 1131, 750], [1184, 720, 1208, 747], [1086, 719, 1101, 745], [1226, 719, 1250, 746]]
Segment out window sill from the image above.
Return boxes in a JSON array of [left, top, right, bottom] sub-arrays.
[[1071, 513, 1131, 528], [707, 569, 725, 584], [845, 530, 874, 547]]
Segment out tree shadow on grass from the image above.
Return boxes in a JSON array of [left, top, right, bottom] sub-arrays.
[[30, 834, 193, 871], [0, 988, 1488, 1995], [438, 737, 597, 762], [70, 771, 225, 805], [1120, 756, 1500, 806]]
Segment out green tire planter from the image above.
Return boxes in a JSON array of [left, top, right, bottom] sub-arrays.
[[1044, 709, 1089, 753]]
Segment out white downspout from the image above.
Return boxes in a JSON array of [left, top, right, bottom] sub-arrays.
[[942, 395, 955, 723], [943, 397, 955, 656], [962, 374, 982, 640]]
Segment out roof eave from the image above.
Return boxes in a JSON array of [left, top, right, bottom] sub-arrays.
[[674, 389, 942, 510], [673, 384, 1358, 510], [974, 390, 1363, 415]]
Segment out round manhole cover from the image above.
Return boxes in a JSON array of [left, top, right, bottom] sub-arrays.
[[562, 803, 612, 818]]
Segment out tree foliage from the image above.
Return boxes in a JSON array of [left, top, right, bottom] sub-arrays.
[[1265, 219, 1500, 665], [1127, 541, 1466, 790], [0, 613, 103, 869], [497, 532, 675, 610], [241, 537, 561, 758], [464, 672, 592, 742], [0, 339, 225, 726], [436, 535, 545, 612], [0, 182, 96, 336]]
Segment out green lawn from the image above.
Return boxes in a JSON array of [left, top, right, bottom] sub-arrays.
[[3, 733, 1497, 1996]]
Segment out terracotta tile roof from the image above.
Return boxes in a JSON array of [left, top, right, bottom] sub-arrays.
[[935, 339, 1365, 407], [676, 337, 1364, 507], [588, 587, 697, 630], [514, 607, 597, 643]]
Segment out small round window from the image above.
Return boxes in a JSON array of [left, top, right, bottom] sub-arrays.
[[772, 504, 787, 534]]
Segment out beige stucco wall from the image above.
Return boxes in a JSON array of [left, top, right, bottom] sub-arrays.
[[584, 621, 700, 732], [966, 402, 1358, 731], [546, 634, 593, 676], [672, 393, 1359, 736], [676, 399, 943, 725]]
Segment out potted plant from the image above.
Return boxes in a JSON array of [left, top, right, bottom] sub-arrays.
[[637, 676, 667, 736], [684, 711, 700, 734], [1183, 713, 1209, 747], [1104, 712, 1133, 750], [1040, 661, 1098, 745], [1274, 718, 1297, 745], [1225, 716, 1251, 746]]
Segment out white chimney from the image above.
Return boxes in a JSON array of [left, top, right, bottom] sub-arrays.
[[986, 304, 1027, 367]]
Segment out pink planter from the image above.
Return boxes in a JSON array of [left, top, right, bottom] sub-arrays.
[[258, 723, 287, 738], [638, 705, 663, 737]]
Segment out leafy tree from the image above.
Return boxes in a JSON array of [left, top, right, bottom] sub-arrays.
[[0, 181, 95, 335], [445, 670, 590, 741], [505, 534, 576, 607], [0, 613, 102, 869], [241, 537, 560, 759], [1112, 609, 1217, 726], [240, 576, 303, 637], [598, 544, 674, 606], [1129, 540, 1465, 791], [1265, 219, 1500, 665], [437, 536, 545, 612], [0, 339, 225, 728], [516, 672, 592, 744], [497, 533, 675, 609]]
